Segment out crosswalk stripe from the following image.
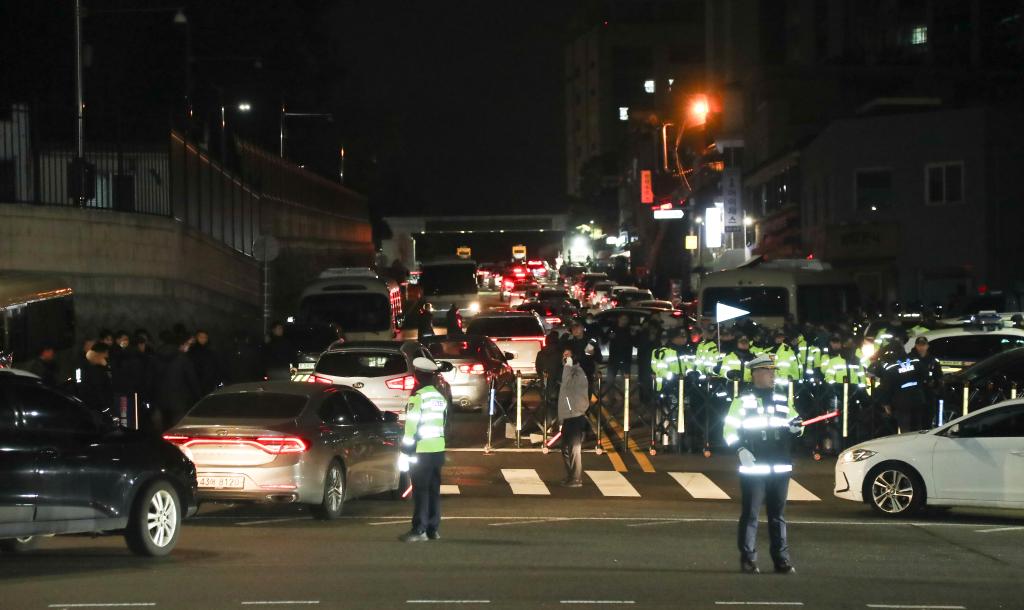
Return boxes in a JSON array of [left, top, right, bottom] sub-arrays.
[[501, 468, 550, 495], [669, 472, 731, 500], [787, 478, 821, 502], [440, 485, 460, 495], [586, 470, 641, 497]]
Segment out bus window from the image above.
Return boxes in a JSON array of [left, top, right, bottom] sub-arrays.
[[797, 285, 859, 323], [701, 287, 788, 318], [297, 293, 391, 332], [419, 264, 478, 297]]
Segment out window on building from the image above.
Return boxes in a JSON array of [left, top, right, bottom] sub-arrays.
[[854, 169, 892, 212], [926, 162, 964, 205], [618, 107, 629, 121], [643, 79, 655, 93], [910, 25, 928, 45]]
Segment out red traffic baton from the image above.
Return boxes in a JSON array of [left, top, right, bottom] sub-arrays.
[[545, 430, 563, 448], [798, 410, 840, 427]]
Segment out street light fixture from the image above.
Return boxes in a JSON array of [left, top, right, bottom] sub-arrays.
[[237, 102, 252, 112]]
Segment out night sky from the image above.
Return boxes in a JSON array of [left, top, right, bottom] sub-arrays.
[[1, 1, 572, 217]]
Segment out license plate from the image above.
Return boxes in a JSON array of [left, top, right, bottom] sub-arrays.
[[198, 474, 245, 490], [297, 362, 315, 371]]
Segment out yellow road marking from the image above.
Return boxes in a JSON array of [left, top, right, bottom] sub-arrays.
[[600, 406, 656, 473], [588, 413, 627, 472]]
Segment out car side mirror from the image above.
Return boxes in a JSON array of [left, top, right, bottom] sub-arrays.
[[382, 411, 399, 423], [438, 361, 454, 373], [504, 352, 516, 361]]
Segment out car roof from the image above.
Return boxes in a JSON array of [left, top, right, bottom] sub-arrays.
[[420, 333, 489, 343], [471, 311, 539, 319], [0, 368, 42, 381], [597, 307, 651, 316], [907, 327, 1024, 344], [207, 381, 339, 399]]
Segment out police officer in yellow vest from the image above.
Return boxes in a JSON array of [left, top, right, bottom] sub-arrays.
[[398, 357, 450, 542], [724, 354, 802, 574]]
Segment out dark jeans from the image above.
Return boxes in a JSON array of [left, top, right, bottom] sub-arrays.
[[738, 473, 791, 566], [893, 390, 926, 433], [410, 451, 445, 534], [561, 415, 588, 483]]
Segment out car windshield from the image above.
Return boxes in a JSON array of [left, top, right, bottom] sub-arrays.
[[960, 348, 1024, 381], [298, 293, 390, 331], [423, 338, 487, 359], [188, 393, 308, 419], [927, 335, 1024, 362], [316, 351, 407, 377], [420, 264, 478, 296], [467, 317, 544, 337]]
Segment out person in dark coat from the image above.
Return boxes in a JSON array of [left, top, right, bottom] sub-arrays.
[[79, 342, 116, 421], [445, 304, 463, 336], [416, 300, 434, 338], [606, 314, 635, 382], [190, 329, 223, 395], [23, 343, 59, 387], [634, 320, 662, 403], [264, 321, 296, 381], [156, 333, 201, 431], [226, 332, 263, 383]]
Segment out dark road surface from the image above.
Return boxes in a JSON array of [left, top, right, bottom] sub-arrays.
[[4, 450, 1023, 610]]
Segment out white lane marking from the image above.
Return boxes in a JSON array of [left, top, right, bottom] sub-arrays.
[[501, 468, 550, 495], [560, 602, 635, 605], [974, 526, 1024, 533], [669, 472, 730, 499], [626, 519, 687, 527], [715, 603, 804, 607], [489, 517, 570, 527], [586, 470, 640, 497], [865, 605, 966, 609], [369, 519, 408, 526], [235, 517, 309, 526], [240, 603, 320, 606], [787, 479, 821, 502], [440, 484, 461, 495], [49, 605, 156, 609], [407, 601, 490, 605]]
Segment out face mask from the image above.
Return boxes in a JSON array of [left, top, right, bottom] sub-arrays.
[[564, 357, 574, 367]]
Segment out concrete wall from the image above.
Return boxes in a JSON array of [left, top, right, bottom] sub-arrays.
[[0, 203, 261, 340]]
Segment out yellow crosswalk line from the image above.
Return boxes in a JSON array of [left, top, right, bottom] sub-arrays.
[[600, 406, 656, 473]]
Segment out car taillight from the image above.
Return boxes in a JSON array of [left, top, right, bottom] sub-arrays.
[[307, 373, 333, 384], [161, 435, 309, 454], [386, 374, 417, 391], [255, 436, 309, 454], [458, 363, 486, 374], [611, 299, 619, 307], [545, 317, 561, 325]]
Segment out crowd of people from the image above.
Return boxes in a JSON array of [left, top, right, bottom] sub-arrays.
[[532, 308, 947, 456], [21, 322, 301, 432]]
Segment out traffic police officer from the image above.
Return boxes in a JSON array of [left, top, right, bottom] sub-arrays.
[[723, 354, 801, 574], [875, 345, 928, 433], [398, 357, 449, 542]]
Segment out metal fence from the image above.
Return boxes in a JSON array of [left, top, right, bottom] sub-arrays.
[[0, 103, 261, 257]]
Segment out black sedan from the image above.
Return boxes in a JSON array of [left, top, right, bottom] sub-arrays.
[[0, 369, 197, 556]]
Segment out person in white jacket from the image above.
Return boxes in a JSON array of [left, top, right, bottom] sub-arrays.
[[557, 349, 591, 487]]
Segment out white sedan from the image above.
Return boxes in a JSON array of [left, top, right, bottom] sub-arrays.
[[834, 400, 1024, 516]]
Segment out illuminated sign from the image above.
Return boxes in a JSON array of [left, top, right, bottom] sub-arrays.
[[685, 235, 698, 250], [640, 170, 654, 204], [705, 202, 724, 248], [653, 209, 684, 220]]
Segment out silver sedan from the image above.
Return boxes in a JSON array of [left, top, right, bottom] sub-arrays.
[[165, 381, 405, 519]]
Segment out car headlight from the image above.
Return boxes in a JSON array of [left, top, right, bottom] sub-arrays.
[[468, 301, 481, 313], [840, 448, 877, 463]]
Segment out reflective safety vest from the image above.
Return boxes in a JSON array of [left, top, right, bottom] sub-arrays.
[[723, 390, 798, 474], [769, 343, 800, 382], [820, 354, 865, 386], [652, 346, 693, 390], [694, 340, 719, 375], [909, 325, 929, 339], [795, 337, 821, 381], [719, 351, 754, 383], [403, 384, 448, 453]]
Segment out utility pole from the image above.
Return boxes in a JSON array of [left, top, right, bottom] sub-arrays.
[[74, 0, 85, 207]]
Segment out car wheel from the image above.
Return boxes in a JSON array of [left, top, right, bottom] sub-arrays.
[[391, 472, 411, 501], [312, 461, 346, 520], [125, 480, 181, 557], [868, 465, 924, 517], [0, 536, 40, 553]]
